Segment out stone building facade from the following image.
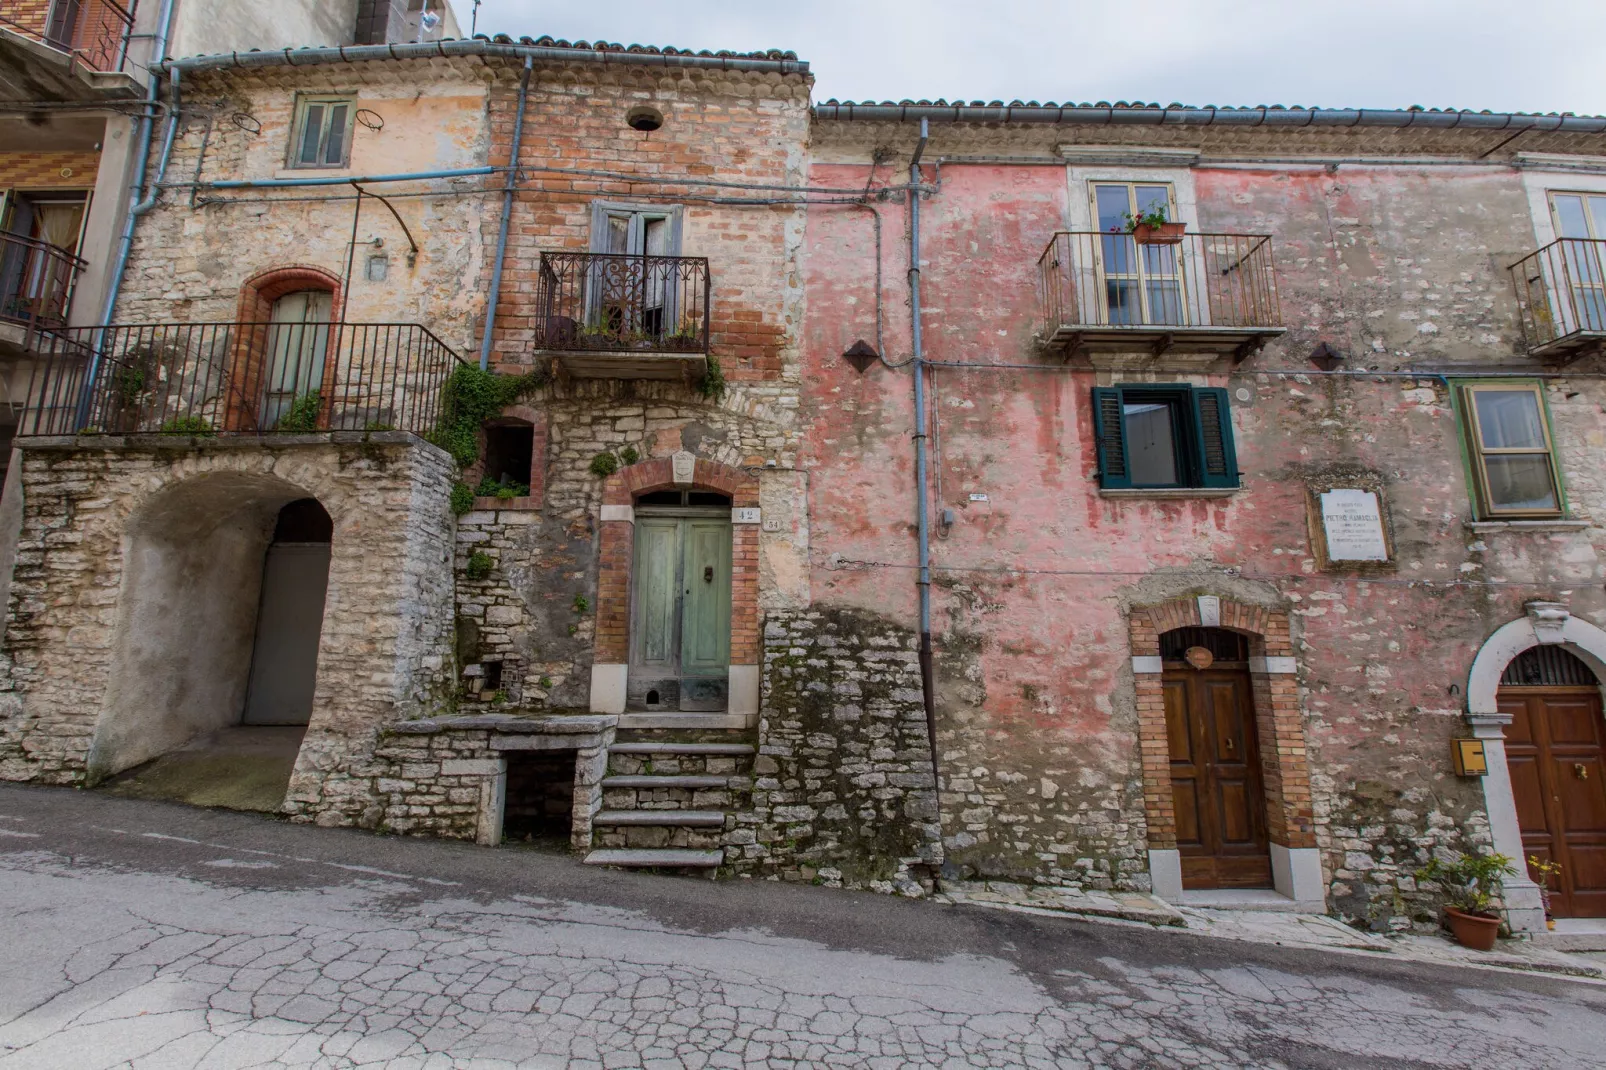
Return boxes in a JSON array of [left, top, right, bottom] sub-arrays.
[[2, 29, 1606, 936]]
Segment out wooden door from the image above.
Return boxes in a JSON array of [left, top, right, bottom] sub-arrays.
[[629, 512, 731, 711], [1502, 687, 1606, 918], [261, 290, 332, 428], [1165, 666, 1272, 888]]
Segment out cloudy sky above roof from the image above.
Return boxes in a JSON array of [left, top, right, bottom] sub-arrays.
[[465, 0, 1606, 116]]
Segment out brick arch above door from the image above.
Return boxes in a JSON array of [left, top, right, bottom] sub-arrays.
[[1127, 594, 1323, 906], [590, 456, 760, 719]]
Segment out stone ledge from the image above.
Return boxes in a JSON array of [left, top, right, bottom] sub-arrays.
[[1098, 487, 1241, 500], [1465, 519, 1592, 533], [388, 713, 618, 735], [18, 430, 428, 452], [936, 879, 1185, 927]]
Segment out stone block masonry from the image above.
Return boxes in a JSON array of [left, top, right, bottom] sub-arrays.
[[730, 608, 942, 894]]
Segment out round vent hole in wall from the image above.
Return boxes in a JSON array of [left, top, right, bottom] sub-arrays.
[[626, 106, 664, 132]]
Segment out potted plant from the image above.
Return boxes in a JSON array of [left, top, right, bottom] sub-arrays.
[[1415, 850, 1516, 951], [1528, 855, 1562, 931], [1122, 205, 1186, 245]]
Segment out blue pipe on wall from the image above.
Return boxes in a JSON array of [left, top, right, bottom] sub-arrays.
[[206, 166, 497, 190]]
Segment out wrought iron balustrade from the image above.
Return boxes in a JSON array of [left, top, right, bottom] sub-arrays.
[[1038, 230, 1281, 353], [19, 321, 465, 437], [0, 231, 85, 332], [533, 251, 710, 355], [0, 0, 134, 73], [1510, 237, 1606, 361]]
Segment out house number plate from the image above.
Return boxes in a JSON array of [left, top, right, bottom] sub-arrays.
[[732, 508, 761, 524]]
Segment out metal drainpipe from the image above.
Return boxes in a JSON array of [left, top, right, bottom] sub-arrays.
[[909, 119, 941, 803], [479, 56, 533, 370]]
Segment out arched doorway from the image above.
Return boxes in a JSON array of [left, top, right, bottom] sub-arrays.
[[1497, 645, 1606, 919], [1160, 626, 1273, 889], [628, 488, 732, 712]]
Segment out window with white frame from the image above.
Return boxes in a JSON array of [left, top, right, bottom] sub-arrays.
[[288, 96, 356, 169], [1459, 382, 1564, 518]]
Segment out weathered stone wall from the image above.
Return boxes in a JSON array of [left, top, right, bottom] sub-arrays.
[[728, 608, 942, 894], [0, 435, 457, 830]]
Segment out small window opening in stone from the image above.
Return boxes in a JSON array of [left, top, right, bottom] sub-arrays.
[[502, 752, 576, 847], [645, 689, 661, 706], [483, 421, 534, 493], [273, 498, 333, 543], [481, 660, 503, 692], [626, 105, 664, 132]]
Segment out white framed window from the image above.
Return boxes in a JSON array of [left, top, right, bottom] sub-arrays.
[[288, 96, 356, 170], [1460, 382, 1564, 518]]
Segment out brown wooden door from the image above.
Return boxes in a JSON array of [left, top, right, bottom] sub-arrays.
[[1502, 687, 1606, 918], [1165, 666, 1272, 889]]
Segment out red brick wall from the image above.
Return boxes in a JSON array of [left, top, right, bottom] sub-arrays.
[[0, 152, 101, 190]]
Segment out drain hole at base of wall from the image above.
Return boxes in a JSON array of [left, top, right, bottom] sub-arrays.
[[645, 689, 660, 706], [502, 752, 575, 848]]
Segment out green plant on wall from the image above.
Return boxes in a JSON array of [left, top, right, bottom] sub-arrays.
[[427, 364, 546, 468], [573, 594, 589, 613], [274, 391, 322, 433], [590, 452, 619, 478], [465, 550, 494, 581], [695, 354, 726, 402], [619, 445, 639, 466], [476, 475, 530, 499], [157, 415, 215, 436], [449, 482, 475, 516]]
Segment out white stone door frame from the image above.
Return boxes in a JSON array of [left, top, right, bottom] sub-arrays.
[[1464, 601, 1606, 932]]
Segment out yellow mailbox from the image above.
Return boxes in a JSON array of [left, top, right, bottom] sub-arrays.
[[1452, 738, 1489, 777]]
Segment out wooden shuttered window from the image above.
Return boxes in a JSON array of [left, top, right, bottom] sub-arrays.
[[1091, 385, 1239, 490]]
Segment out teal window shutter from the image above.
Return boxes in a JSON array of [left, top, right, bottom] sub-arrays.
[[1190, 387, 1239, 488], [1092, 387, 1131, 489]]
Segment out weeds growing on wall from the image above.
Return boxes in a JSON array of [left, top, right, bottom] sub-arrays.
[[465, 550, 494, 581], [427, 364, 546, 468], [476, 475, 530, 500], [156, 415, 215, 436], [274, 392, 322, 433], [590, 452, 619, 478], [450, 482, 475, 516], [695, 354, 726, 402]]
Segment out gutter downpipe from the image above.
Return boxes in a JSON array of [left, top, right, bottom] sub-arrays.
[[909, 119, 941, 806], [479, 56, 533, 370]]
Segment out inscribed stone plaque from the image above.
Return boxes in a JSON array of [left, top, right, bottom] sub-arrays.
[[1320, 489, 1388, 562], [671, 451, 695, 486]]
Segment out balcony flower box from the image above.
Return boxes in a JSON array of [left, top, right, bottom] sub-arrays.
[[1131, 221, 1187, 245]]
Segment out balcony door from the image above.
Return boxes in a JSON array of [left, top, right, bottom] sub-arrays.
[[1093, 182, 1185, 327], [0, 191, 86, 326], [1549, 192, 1606, 334], [261, 290, 332, 429], [588, 202, 683, 339]]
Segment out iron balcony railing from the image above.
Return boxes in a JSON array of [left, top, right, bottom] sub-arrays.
[[19, 321, 465, 437], [0, 0, 135, 73], [1511, 237, 1606, 356], [1039, 230, 1281, 334], [532, 251, 710, 355], [0, 231, 85, 332]]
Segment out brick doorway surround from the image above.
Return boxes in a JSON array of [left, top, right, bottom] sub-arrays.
[[226, 265, 344, 432], [589, 456, 760, 719], [1129, 595, 1324, 906]]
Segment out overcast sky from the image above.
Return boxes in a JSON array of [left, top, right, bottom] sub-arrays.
[[460, 0, 1606, 117]]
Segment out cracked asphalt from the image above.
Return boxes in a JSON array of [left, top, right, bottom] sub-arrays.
[[0, 785, 1603, 1068]]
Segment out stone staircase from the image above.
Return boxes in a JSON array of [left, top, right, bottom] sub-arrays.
[[582, 733, 755, 871]]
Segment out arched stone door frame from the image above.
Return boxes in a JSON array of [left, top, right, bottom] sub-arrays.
[[1129, 594, 1324, 906], [1464, 601, 1606, 932], [589, 453, 760, 720]]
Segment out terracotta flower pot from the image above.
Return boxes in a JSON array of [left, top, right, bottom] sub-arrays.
[[1445, 906, 1501, 951], [1132, 222, 1186, 245]]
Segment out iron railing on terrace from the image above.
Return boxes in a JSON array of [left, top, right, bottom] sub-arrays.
[[1039, 230, 1281, 349], [0, 231, 84, 332], [19, 321, 465, 437], [1511, 237, 1606, 361], [532, 251, 710, 355], [0, 0, 134, 73]]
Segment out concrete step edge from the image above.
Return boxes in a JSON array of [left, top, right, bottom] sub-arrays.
[[608, 742, 756, 756], [601, 775, 748, 789], [583, 848, 724, 868]]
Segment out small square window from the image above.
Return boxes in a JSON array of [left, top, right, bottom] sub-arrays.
[[288, 95, 356, 169], [1460, 383, 1563, 518], [1092, 384, 1238, 490]]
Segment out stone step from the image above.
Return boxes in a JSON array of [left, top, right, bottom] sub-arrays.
[[593, 809, 727, 828], [617, 713, 753, 730], [601, 775, 736, 790], [608, 742, 755, 756], [583, 848, 724, 868]]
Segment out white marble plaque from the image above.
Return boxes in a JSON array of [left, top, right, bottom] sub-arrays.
[[671, 451, 696, 486], [1320, 489, 1388, 561], [732, 507, 761, 525]]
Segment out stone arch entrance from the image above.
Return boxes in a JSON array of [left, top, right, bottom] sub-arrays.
[[1129, 594, 1323, 906], [590, 454, 759, 721], [1465, 601, 1606, 930], [88, 473, 331, 792]]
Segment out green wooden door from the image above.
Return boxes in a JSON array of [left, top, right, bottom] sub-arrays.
[[680, 518, 731, 677], [632, 517, 681, 674]]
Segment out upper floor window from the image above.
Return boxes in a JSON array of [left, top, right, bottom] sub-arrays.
[[1091, 384, 1238, 490], [288, 96, 356, 169], [590, 203, 682, 257], [1459, 383, 1563, 518]]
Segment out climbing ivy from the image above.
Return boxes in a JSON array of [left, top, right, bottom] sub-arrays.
[[426, 364, 546, 468]]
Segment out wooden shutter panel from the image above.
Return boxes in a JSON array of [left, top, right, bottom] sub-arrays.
[[1191, 387, 1239, 488], [1091, 387, 1130, 489]]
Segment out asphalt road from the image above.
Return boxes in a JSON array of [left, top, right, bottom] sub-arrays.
[[0, 784, 1602, 1069]]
